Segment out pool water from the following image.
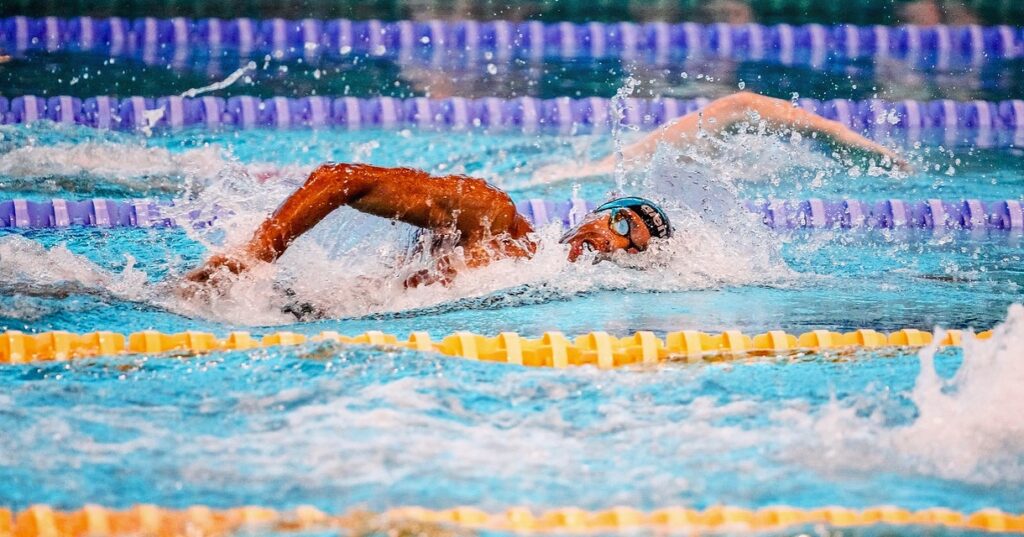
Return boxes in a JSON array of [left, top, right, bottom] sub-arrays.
[[0, 338, 1019, 513], [2, 12, 1024, 531], [1, 120, 1023, 525]]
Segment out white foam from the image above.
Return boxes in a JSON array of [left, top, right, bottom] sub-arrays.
[[161, 206, 790, 325], [0, 132, 315, 198], [894, 307, 1024, 482], [777, 305, 1024, 485], [0, 235, 149, 304], [0, 140, 228, 187]]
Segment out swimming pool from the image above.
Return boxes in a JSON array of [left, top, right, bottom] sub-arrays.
[[2, 15, 1024, 537]]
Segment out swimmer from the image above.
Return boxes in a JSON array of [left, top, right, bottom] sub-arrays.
[[534, 91, 910, 181], [184, 92, 907, 289]]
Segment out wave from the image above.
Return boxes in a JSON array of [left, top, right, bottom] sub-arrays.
[[775, 304, 1024, 486], [0, 123, 316, 197]]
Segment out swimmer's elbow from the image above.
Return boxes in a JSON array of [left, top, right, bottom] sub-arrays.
[[454, 178, 522, 236], [687, 92, 757, 134], [309, 162, 360, 186], [305, 162, 374, 203], [719, 91, 758, 108]]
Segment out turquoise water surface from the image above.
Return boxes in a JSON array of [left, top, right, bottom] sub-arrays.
[[0, 117, 1022, 528]]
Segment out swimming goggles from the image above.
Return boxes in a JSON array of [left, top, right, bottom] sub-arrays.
[[600, 207, 645, 252]]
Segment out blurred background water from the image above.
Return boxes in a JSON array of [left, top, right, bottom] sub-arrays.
[[3, 0, 1022, 26]]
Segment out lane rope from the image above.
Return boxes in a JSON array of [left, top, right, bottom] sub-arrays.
[[2, 198, 1023, 232], [1, 504, 1022, 535], [0, 327, 991, 366], [2, 95, 1022, 137], [2, 16, 1022, 65]]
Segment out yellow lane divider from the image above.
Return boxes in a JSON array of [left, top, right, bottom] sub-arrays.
[[0, 327, 992, 367], [1, 504, 1022, 536]]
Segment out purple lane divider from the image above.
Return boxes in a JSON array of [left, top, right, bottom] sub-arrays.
[[2, 96, 1023, 137], [0, 199, 204, 229], [2, 198, 1024, 232], [2, 17, 1022, 65], [744, 198, 1024, 230]]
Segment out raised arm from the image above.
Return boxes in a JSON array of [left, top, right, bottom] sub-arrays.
[[184, 163, 523, 283], [601, 92, 907, 169]]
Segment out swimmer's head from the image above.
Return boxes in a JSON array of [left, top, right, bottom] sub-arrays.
[[559, 197, 672, 263]]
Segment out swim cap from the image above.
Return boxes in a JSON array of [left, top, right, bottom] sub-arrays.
[[593, 197, 673, 239]]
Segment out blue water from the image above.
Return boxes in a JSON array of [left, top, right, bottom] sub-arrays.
[[1, 117, 1023, 529], [0, 345, 986, 511]]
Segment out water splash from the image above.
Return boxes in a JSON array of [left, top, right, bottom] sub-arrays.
[[0, 204, 791, 325], [140, 62, 258, 136], [0, 120, 917, 326], [88, 121, 790, 324], [0, 131, 801, 324], [0, 235, 149, 304], [161, 213, 792, 324], [779, 305, 1024, 486], [609, 76, 640, 194], [0, 136, 230, 195], [180, 62, 257, 99], [894, 306, 1024, 482]]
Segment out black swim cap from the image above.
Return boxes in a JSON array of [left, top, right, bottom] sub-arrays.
[[593, 197, 673, 239]]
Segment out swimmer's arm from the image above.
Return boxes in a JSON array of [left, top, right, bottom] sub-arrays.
[[600, 92, 908, 170], [185, 164, 523, 282]]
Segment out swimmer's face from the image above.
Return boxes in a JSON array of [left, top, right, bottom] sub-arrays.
[[559, 208, 652, 263]]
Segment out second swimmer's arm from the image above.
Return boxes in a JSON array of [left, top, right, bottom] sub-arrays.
[[599, 92, 906, 169]]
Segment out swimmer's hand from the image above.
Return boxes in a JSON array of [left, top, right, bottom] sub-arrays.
[[402, 256, 460, 288], [185, 252, 253, 283], [880, 149, 914, 174], [177, 251, 256, 299], [403, 269, 453, 288]]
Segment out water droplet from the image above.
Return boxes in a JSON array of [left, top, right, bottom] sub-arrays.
[[737, 81, 745, 90]]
